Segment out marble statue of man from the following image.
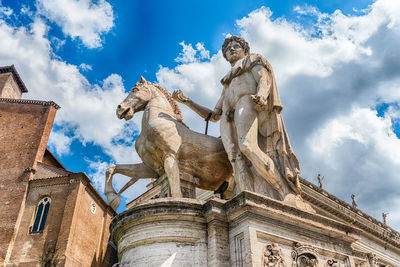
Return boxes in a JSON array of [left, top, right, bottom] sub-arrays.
[[173, 36, 300, 199]]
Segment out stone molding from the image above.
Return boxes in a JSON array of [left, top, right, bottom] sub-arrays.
[[120, 191, 361, 243], [111, 198, 205, 241], [128, 176, 400, 249], [111, 191, 400, 266], [29, 175, 72, 188], [111, 198, 207, 265], [301, 178, 400, 249], [126, 182, 161, 208], [0, 65, 28, 93], [0, 97, 60, 109], [32, 162, 71, 180], [225, 191, 360, 243]]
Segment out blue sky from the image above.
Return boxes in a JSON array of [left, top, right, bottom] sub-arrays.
[[1, 0, 400, 229]]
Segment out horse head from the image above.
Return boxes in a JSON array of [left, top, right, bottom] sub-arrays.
[[116, 77, 185, 123], [117, 76, 151, 120]]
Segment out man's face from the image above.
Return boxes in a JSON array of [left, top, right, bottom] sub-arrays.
[[225, 40, 246, 64]]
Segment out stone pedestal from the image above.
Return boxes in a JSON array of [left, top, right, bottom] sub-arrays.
[[111, 191, 400, 267], [157, 173, 198, 198], [110, 198, 208, 266]]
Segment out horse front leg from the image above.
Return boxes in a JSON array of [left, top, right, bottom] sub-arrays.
[[164, 153, 182, 198], [105, 163, 158, 210]]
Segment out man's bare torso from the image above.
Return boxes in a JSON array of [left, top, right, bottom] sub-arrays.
[[222, 58, 259, 111]]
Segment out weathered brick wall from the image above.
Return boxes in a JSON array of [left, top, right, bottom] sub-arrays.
[[41, 149, 64, 169], [0, 100, 56, 262], [64, 175, 116, 266], [7, 177, 78, 265], [4, 173, 116, 266], [0, 99, 116, 266]]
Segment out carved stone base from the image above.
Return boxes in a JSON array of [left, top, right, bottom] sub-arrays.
[[110, 198, 208, 266], [157, 172, 198, 198], [283, 193, 316, 213], [111, 191, 400, 267]]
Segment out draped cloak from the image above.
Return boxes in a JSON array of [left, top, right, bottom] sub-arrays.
[[220, 53, 301, 194]]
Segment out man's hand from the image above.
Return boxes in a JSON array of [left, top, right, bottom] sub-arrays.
[[211, 108, 222, 121], [251, 94, 267, 111], [172, 90, 189, 103]]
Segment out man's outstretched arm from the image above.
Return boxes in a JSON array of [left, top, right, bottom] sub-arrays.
[[172, 90, 222, 122]]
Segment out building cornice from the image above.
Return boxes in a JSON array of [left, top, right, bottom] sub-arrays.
[[0, 98, 60, 109], [124, 176, 400, 249], [300, 178, 400, 249], [0, 65, 28, 93]]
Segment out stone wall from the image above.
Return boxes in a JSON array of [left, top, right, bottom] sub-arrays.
[[112, 192, 400, 267], [3, 173, 117, 266], [7, 176, 77, 265], [0, 99, 117, 266], [63, 175, 116, 266], [0, 74, 22, 99], [111, 198, 208, 266]]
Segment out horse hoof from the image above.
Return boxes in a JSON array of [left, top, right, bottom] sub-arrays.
[[106, 164, 116, 176], [109, 196, 121, 211], [106, 192, 121, 211]]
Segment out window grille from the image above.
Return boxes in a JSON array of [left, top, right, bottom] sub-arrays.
[[31, 197, 51, 233]]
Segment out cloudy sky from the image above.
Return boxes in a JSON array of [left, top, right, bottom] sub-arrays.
[[1, 0, 399, 229]]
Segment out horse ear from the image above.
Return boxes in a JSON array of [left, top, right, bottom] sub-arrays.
[[140, 76, 146, 82]]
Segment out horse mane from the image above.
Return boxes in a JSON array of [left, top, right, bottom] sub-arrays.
[[138, 81, 185, 123]]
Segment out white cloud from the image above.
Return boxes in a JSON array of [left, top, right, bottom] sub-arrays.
[[78, 63, 92, 71], [0, 8, 143, 208], [387, 104, 400, 120], [157, 52, 228, 135], [196, 43, 210, 60], [36, 0, 114, 48], [0, 3, 13, 18], [305, 107, 400, 226], [0, 14, 137, 165], [293, 4, 320, 16], [175, 42, 210, 64], [20, 5, 33, 16], [309, 108, 400, 164], [50, 36, 66, 50], [48, 129, 73, 155], [87, 160, 109, 192], [237, 7, 378, 82], [155, 0, 400, 230], [390, 198, 400, 230]]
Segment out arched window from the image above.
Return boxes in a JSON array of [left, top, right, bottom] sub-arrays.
[[31, 197, 51, 233]]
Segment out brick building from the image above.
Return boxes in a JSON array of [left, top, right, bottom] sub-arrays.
[[0, 65, 117, 266]]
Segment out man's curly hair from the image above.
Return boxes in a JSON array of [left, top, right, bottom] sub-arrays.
[[222, 36, 250, 60]]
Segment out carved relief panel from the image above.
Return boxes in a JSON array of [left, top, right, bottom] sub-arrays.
[[291, 243, 319, 267], [262, 243, 286, 267], [367, 253, 378, 267], [326, 259, 340, 267]]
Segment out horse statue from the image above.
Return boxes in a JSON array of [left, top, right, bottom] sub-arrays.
[[104, 77, 233, 210]]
